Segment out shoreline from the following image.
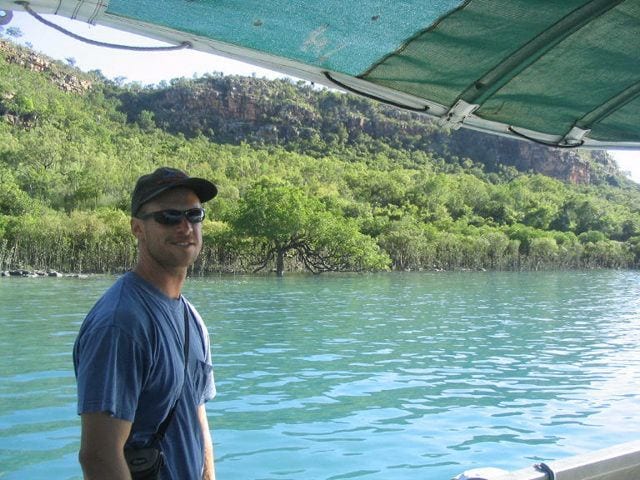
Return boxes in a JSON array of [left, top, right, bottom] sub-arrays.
[[0, 269, 89, 278], [1, 266, 634, 280]]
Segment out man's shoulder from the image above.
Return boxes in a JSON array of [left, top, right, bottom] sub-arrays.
[[82, 273, 154, 333]]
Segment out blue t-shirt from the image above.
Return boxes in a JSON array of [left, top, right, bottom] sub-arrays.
[[73, 272, 215, 479]]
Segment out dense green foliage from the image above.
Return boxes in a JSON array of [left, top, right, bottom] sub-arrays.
[[1, 41, 640, 274], [228, 179, 390, 275]]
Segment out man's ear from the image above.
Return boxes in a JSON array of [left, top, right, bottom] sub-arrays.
[[131, 217, 144, 240]]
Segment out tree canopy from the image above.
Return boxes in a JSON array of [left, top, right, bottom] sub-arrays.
[[228, 179, 389, 275]]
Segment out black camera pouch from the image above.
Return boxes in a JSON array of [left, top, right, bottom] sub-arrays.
[[124, 446, 165, 480]]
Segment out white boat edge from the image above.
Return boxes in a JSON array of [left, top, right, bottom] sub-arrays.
[[454, 439, 640, 480]]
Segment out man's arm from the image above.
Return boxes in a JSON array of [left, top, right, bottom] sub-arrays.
[[79, 412, 133, 480], [198, 404, 215, 480]]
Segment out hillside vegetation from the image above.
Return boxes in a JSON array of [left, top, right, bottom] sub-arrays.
[[1, 41, 640, 274]]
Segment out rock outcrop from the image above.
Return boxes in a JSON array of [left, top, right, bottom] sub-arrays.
[[0, 40, 92, 94]]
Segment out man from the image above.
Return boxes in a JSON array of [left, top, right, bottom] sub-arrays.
[[73, 167, 218, 479]]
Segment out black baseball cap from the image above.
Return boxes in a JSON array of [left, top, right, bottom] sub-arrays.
[[131, 167, 218, 217]]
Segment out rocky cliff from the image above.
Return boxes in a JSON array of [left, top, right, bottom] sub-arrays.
[[119, 75, 619, 185]]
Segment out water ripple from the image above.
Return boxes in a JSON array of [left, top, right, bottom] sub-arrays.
[[2, 271, 640, 479]]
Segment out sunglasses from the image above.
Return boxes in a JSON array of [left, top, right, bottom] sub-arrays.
[[137, 207, 206, 225]]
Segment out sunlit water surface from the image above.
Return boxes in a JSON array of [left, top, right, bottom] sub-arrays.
[[1, 271, 640, 479]]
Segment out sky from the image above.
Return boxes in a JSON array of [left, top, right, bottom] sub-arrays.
[[4, 11, 284, 81], [3, 10, 640, 182]]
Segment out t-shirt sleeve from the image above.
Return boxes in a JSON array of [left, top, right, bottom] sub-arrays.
[[195, 311, 216, 404], [74, 325, 147, 421], [201, 343, 216, 404]]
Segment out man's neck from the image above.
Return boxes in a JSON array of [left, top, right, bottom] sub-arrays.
[[133, 263, 186, 299]]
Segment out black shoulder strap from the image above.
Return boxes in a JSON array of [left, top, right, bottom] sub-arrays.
[[150, 302, 190, 446]]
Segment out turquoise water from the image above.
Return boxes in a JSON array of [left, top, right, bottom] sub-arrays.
[[1, 271, 640, 479]]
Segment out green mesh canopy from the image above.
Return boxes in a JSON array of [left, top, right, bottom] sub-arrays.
[[3, 0, 639, 148]]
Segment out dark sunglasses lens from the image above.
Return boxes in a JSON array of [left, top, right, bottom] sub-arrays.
[[154, 210, 183, 225], [185, 208, 205, 223], [153, 208, 205, 225]]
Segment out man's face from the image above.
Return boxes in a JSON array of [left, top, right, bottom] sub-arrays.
[[132, 188, 204, 271]]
